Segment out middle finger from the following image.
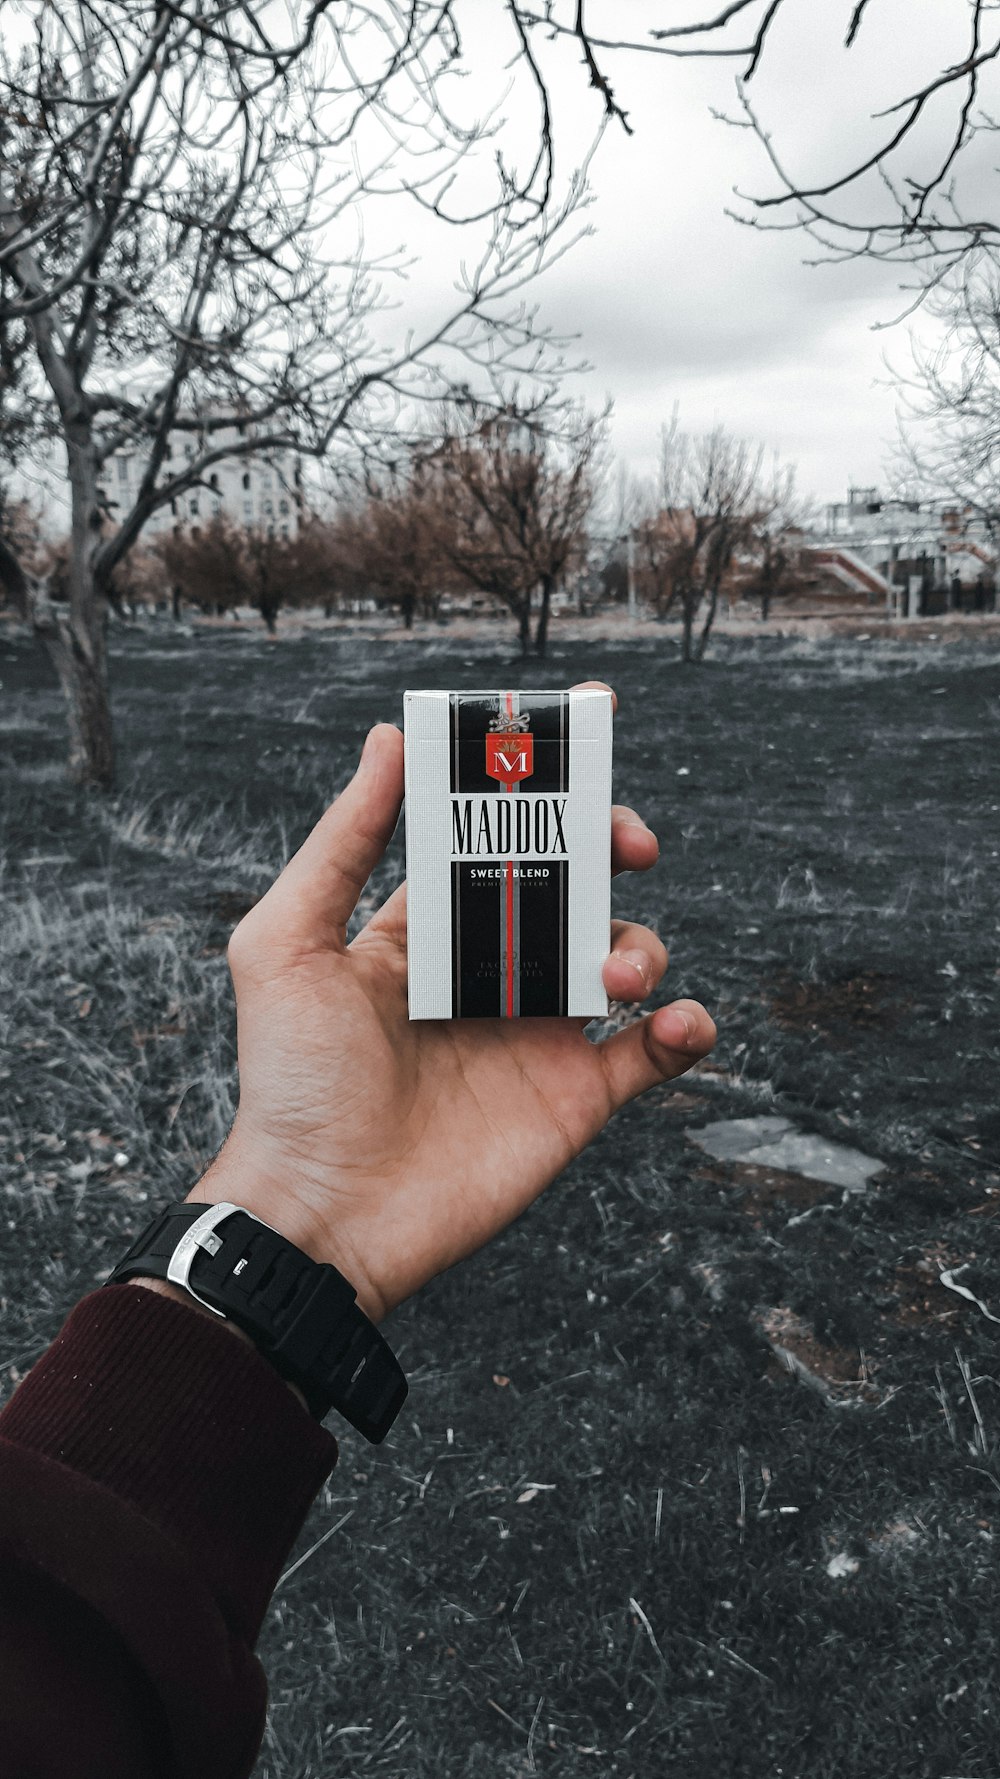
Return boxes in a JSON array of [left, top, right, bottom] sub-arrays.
[[612, 804, 659, 878]]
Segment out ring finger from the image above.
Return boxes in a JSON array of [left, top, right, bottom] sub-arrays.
[[603, 919, 669, 1002]]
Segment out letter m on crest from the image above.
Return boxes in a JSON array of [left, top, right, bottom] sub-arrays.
[[485, 732, 534, 785]]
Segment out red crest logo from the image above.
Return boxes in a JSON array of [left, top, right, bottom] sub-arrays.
[[486, 711, 534, 785]]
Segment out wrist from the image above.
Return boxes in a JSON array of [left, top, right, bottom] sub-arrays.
[[106, 1197, 408, 1440], [189, 1141, 388, 1323]]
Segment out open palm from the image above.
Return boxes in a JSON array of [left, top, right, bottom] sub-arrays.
[[195, 698, 716, 1320]]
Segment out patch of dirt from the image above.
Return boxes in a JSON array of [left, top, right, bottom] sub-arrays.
[[892, 1246, 966, 1329], [734, 1164, 834, 1219], [770, 970, 914, 1041], [692, 1159, 835, 1220], [755, 1306, 883, 1408]]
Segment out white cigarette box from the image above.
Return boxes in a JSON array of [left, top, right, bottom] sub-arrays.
[[404, 687, 612, 1019]]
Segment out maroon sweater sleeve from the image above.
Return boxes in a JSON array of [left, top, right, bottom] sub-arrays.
[[0, 1284, 338, 1778]]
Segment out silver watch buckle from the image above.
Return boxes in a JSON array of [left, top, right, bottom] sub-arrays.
[[167, 1202, 271, 1316]]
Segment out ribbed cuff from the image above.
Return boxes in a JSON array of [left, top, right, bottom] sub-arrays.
[[0, 1284, 338, 1642]]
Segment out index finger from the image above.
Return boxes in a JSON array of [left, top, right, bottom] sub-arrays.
[[570, 678, 618, 713]]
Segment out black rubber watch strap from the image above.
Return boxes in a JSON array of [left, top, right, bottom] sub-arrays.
[[104, 1203, 407, 1443]]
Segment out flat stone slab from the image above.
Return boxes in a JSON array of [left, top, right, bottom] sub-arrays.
[[687, 1115, 884, 1192]]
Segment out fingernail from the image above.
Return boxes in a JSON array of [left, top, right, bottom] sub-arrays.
[[614, 948, 652, 991], [618, 812, 653, 832], [657, 1007, 695, 1049], [361, 726, 376, 761]]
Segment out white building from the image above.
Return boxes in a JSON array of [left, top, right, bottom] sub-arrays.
[[100, 416, 301, 538], [819, 486, 997, 599]]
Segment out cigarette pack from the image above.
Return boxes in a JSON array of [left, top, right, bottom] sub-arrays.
[[404, 687, 612, 1019]]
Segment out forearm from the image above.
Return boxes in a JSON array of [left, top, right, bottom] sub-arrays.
[[0, 1283, 336, 1777]]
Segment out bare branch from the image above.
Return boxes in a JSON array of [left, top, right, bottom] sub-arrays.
[[571, 1, 632, 133]]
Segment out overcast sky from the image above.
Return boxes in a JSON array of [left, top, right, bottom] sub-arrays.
[[514, 1, 976, 507], [347, 1, 985, 509]]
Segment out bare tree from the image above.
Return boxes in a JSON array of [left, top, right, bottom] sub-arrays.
[[289, 516, 349, 621], [427, 401, 605, 655], [106, 542, 169, 620], [0, 3, 602, 785], [241, 526, 297, 636], [635, 422, 764, 662], [331, 472, 450, 630], [159, 512, 343, 631], [894, 257, 1000, 516], [744, 459, 810, 622], [631, 504, 680, 619], [158, 517, 251, 620]]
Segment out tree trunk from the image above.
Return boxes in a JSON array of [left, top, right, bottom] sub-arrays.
[[761, 585, 771, 622], [694, 583, 720, 662], [48, 435, 115, 787], [401, 591, 415, 630], [260, 598, 279, 634], [44, 613, 115, 786], [0, 530, 31, 616], [534, 574, 553, 655], [680, 592, 695, 663], [517, 599, 531, 655], [0, 545, 111, 784], [171, 582, 183, 621]]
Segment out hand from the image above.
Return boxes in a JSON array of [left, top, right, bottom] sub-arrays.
[[192, 685, 716, 1321]]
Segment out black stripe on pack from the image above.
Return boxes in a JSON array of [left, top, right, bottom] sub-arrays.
[[521, 692, 569, 796], [449, 692, 569, 794], [515, 860, 568, 1017], [451, 861, 504, 1018], [450, 860, 568, 1018]]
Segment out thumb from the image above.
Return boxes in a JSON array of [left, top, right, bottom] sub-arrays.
[[599, 999, 717, 1112], [249, 723, 404, 952]]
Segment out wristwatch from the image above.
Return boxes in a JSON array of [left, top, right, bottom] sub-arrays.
[[104, 1201, 408, 1443]]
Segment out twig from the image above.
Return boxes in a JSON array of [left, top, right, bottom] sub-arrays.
[[526, 1693, 544, 1771], [689, 1633, 772, 1684], [628, 1595, 663, 1662], [488, 1698, 531, 1736], [276, 1509, 353, 1587]]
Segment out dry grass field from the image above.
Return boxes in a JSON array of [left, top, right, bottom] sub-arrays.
[[1, 622, 999, 1777]]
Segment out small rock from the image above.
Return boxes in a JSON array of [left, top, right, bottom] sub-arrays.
[[826, 1553, 860, 1579], [688, 1116, 884, 1190]]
